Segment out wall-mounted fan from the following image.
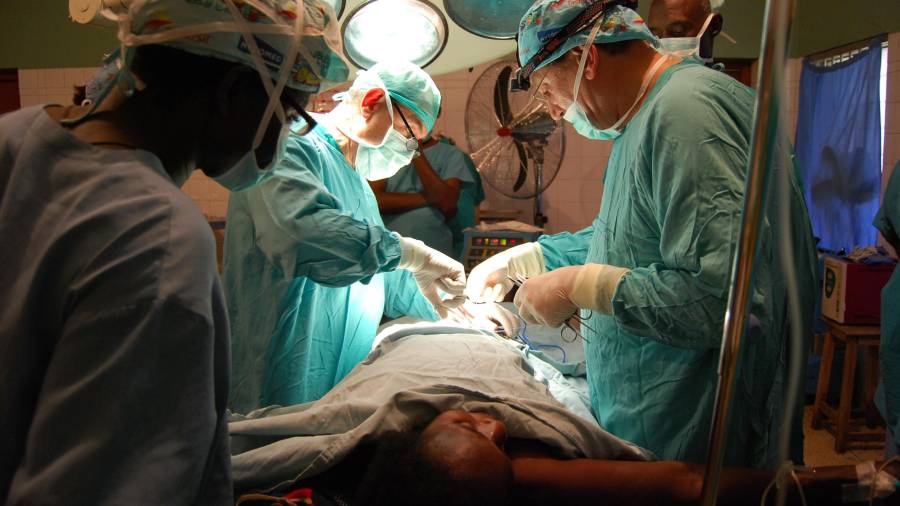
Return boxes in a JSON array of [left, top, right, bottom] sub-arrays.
[[466, 60, 566, 227]]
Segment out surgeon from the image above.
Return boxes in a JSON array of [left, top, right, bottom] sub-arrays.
[[648, 0, 725, 64], [0, 0, 348, 503], [466, 0, 817, 468], [875, 161, 900, 458], [225, 60, 466, 413]]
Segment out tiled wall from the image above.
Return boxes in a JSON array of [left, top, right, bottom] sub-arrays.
[[16, 36, 900, 233]]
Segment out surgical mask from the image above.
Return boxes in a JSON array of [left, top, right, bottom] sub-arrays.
[[356, 128, 417, 180], [657, 14, 715, 64], [213, 123, 293, 191], [563, 20, 669, 141]]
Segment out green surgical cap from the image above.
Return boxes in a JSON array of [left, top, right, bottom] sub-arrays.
[[367, 60, 441, 134]]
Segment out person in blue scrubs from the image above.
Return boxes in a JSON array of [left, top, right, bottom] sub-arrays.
[[466, 1, 817, 468], [0, 0, 348, 502], [875, 162, 900, 458], [371, 123, 477, 257], [226, 61, 467, 413]]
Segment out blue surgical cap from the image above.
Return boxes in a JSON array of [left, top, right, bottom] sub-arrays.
[[517, 2, 658, 74]]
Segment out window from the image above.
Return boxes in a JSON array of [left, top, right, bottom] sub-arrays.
[[809, 40, 889, 171]]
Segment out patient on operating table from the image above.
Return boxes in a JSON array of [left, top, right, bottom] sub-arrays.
[[230, 322, 900, 506]]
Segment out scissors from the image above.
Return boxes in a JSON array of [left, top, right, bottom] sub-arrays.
[[507, 273, 595, 343]]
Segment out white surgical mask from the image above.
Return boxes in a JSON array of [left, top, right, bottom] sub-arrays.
[[657, 13, 715, 64], [356, 127, 417, 180], [564, 20, 669, 141]]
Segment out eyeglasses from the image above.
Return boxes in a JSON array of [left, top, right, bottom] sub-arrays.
[[394, 106, 421, 152]]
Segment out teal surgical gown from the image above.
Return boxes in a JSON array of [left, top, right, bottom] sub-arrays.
[[874, 162, 900, 456], [382, 141, 475, 257], [448, 150, 486, 259], [538, 63, 818, 468], [224, 123, 437, 414]]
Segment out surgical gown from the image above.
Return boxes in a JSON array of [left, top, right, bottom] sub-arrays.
[[224, 124, 437, 414], [0, 107, 232, 503], [448, 151, 485, 258], [874, 162, 900, 456], [537, 63, 818, 468], [382, 141, 475, 257]]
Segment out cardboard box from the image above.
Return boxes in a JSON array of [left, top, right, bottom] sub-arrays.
[[822, 256, 895, 324]]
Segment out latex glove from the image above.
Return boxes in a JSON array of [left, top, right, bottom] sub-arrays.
[[458, 301, 521, 338], [399, 237, 466, 318], [514, 264, 629, 327], [464, 242, 545, 303]]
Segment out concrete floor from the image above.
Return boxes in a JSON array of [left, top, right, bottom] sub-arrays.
[[803, 405, 886, 466]]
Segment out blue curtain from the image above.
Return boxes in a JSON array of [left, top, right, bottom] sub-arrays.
[[795, 41, 883, 252]]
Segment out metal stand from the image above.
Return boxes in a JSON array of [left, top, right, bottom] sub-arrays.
[[699, 1, 795, 504], [529, 142, 548, 228]]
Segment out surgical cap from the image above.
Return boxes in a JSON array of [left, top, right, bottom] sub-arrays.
[[121, 0, 350, 92], [517, 1, 658, 73], [366, 61, 441, 134]]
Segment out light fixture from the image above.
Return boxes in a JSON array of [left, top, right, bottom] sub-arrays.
[[442, 0, 535, 40], [341, 0, 448, 70]]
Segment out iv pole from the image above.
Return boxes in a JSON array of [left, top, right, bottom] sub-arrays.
[[699, 0, 795, 504]]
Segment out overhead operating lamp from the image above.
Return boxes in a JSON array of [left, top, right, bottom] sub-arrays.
[[441, 0, 534, 40], [341, 0, 448, 69]]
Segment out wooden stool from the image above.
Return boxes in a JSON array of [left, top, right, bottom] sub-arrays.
[[811, 317, 884, 453]]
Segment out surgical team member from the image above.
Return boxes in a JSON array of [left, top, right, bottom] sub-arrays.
[[648, 0, 724, 64], [467, 0, 817, 468], [0, 0, 348, 503], [225, 60, 465, 413], [875, 161, 900, 458], [371, 110, 476, 257]]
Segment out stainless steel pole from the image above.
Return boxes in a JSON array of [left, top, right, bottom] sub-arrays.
[[699, 0, 795, 504]]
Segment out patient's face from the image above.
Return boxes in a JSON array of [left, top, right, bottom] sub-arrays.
[[419, 410, 512, 488]]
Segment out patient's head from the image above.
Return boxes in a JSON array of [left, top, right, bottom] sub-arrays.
[[355, 410, 512, 506]]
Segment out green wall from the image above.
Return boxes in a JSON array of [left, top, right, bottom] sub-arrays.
[[0, 1, 116, 69], [2, 0, 899, 70]]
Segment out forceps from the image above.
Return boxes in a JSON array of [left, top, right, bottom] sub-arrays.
[[507, 273, 595, 343]]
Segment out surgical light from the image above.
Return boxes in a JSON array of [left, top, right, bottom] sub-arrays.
[[341, 0, 448, 69]]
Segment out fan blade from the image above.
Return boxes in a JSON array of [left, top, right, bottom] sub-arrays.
[[493, 66, 513, 126], [512, 141, 528, 192]]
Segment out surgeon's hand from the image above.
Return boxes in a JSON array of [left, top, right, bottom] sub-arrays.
[[513, 266, 582, 327], [515, 263, 630, 327], [465, 243, 545, 303], [399, 237, 466, 318]]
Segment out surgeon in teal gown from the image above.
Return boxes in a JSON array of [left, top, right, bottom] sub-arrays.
[[875, 161, 900, 457], [225, 61, 464, 413], [467, 2, 817, 468]]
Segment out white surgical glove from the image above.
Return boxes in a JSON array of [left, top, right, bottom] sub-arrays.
[[464, 242, 546, 303], [459, 301, 521, 338], [399, 237, 466, 318], [514, 264, 629, 327]]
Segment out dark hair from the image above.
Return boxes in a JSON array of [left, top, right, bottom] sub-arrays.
[[354, 431, 510, 506]]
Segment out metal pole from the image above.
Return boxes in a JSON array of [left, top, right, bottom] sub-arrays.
[[699, 0, 795, 504]]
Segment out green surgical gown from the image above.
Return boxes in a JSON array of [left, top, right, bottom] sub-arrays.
[[224, 124, 437, 414], [538, 63, 818, 468], [874, 162, 900, 455]]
